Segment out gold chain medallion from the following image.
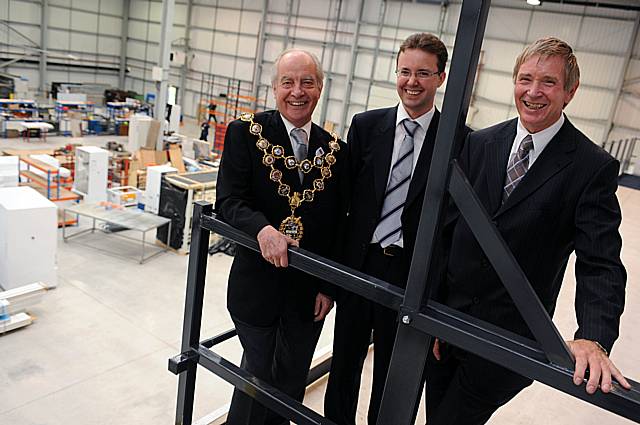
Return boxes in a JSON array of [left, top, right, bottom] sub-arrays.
[[239, 112, 339, 241]]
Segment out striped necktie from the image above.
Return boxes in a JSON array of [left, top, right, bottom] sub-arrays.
[[373, 119, 419, 248], [290, 128, 308, 183], [503, 134, 534, 202]]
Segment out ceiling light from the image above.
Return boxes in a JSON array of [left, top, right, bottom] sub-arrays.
[[527, 0, 541, 5]]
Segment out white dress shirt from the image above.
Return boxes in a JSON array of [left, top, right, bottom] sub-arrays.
[[372, 104, 435, 247], [509, 114, 564, 169]]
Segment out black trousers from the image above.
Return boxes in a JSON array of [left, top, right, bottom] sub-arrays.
[[226, 312, 323, 425], [424, 343, 533, 425], [324, 245, 407, 425]]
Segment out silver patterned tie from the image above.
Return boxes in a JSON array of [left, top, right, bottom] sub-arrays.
[[373, 119, 419, 248], [290, 128, 308, 183], [503, 134, 534, 203]]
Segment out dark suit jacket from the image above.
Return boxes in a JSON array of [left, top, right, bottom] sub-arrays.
[[445, 117, 626, 352], [215, 110, 348, 326], [341, 106, 468, 288]]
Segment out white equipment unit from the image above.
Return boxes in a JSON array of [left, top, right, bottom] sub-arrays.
[[73, 146, 109, 203], [145, 165, 177, 214], [0, 187, 57, 290], [0, 156, 19, 187], [168, 104, 181, 133], [128, 115, 154, 151]]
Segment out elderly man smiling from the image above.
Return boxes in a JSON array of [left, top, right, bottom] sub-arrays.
[[215, 49, 347, 425]]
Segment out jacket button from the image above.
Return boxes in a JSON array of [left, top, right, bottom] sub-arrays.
[[472, 297, 480, 304]]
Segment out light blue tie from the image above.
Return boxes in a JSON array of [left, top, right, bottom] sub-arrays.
[[290, 128, 308, 183], [373, 119, 419, 248]]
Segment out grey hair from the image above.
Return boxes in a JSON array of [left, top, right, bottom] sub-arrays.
[[270, 48, 324, 87]]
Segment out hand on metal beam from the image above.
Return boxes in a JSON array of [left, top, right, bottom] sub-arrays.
[[257, 225, 298, 268], [567, 339, 632, 394]]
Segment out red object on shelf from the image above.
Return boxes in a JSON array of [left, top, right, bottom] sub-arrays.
[[214, 123, 228, 155]]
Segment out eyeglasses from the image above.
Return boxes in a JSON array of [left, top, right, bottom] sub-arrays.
[[395, 69, 441, 80]]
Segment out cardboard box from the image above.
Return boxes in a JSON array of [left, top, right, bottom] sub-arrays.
[[145, 119, 162, 149]]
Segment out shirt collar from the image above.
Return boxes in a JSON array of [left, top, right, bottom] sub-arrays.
[[396, 103, 435, 131], [280, 114, 312, 139], [516, 114, 564, 153]]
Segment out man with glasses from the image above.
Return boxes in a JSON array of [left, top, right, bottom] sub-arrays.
[[324, 32, 468, 425]]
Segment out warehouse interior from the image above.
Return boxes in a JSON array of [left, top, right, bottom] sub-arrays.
[[1, 0, 640, 424]]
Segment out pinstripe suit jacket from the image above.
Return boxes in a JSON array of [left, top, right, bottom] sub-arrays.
[[444, 116, 626, 352]]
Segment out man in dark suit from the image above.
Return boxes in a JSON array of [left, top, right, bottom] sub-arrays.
[[425, 37, 631, 425], [215, 49, 347, 425], [324, 33, 466, 425]]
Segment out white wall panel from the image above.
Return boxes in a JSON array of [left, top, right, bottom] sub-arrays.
[[263, 39, 283, 62], [576, 17, 634, 55], [8, 0, 40, 25], [354, 51, 374, 79], [234, 58, 255, 81], [469, 100, 511, 130], [368, 85, 397, 110], [192, 5, 215, 28], [239, 11, 261, 34], [73, 0, 99, 13], [572, 119, 606, 144], [148, 1, 162, 22], [145, 44, 159, 62], [49, 0, 71, 6], [98, 16, 122, 37], [48, 28, 70, 51], [70, 32, 97, 53], [443, 3, 462, 35], [480, 40, 525, 74], [474, 73, 514, 106], [215, 8, 241, 32], [290, 17, 327, 41], [191, 28, 214, 51], [210, 54, 236, 77], [8, 23, 39, 45], [101, 0, 123, 15], [98, 37, 120, 56], [566, 87, 616, 120], [127, 40, 147, 59], [128, 22, 149, 41], [213, 33, 239, 56], [398, 3, 440, 32], [373, 54, 394, 83], [485, 8, 529, 43], [129, 1, 149, 20], [174, 3, 187, 26], [190, 52, 212, 73], [241, 0, 262, 10], [237, 35, 257, 57], [50, 6, 70, 26], [147, 22, 162, 42], [578, 52, 625, 90], [298, 0, 330, 19], [331, 49, 350, 76], [0, 0, 8, 20], [70, 10, 98, 33], [527, 12, 581, 45], [613, 95, 640, 129]]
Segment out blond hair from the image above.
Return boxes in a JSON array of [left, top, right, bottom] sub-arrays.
[[513, 37, 580, 91]]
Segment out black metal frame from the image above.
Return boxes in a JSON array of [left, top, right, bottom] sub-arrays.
[[169, 1, 640, 424]]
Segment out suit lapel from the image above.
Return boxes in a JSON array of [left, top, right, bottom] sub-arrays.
[[404, 109, 440, 208], [373, 107, 399, 208], [485, 119, 517, 215], [495, 119, 576, 217]]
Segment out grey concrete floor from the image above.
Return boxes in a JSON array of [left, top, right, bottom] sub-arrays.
[[1, 126, 639, 424]]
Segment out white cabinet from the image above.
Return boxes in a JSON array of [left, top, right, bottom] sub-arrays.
[[0, 187, 57, 290], [145, 165, 177, 214], [0, 156, 18, 187], [73, 146, 109, 203]]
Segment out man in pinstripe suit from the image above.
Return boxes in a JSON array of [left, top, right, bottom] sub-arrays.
[[425, 37, 631, 425]]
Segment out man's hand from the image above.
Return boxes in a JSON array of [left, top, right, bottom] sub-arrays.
[[314, 293, 333, 322], [257, 225, 298, 267], [567, 339, 631, 394], [433, 338, 443, 361]]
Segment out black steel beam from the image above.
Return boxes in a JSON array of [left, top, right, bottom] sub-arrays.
[[174, 201, 213, 425], [196, 345, 337, 425], [204, 214, 405, 310], [413, 301, 640, 423], [448, 162, 574, 369], [377, 1, 492, 423]]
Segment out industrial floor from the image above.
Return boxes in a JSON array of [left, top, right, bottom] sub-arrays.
[[1, 125, 639, 425]]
